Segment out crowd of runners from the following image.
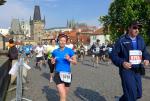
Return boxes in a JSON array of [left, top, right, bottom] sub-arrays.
[[9, 32, 115, 101], [7, 20, 150, 101]]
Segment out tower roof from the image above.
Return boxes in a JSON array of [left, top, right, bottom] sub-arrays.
[[33, 5, 41, 20]]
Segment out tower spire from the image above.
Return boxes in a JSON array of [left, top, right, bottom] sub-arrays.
[[33, 5, 41, 20]]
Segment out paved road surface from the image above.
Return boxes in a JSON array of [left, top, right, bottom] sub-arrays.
[[6, 56, 150, 101]]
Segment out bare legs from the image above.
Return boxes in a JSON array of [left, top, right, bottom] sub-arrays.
[[57, 84, 69, 101], [49, 73, 54, 82]]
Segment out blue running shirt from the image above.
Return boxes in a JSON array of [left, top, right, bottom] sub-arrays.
[[24, 45, 30, 54], [52, 47, 74, 72]]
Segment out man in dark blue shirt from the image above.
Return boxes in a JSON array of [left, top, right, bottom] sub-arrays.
[[111, 21, 150, 101]]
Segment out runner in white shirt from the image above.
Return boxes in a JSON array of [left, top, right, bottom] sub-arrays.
[[34, 43, 44, 70], [65, 38, 73, 49], [43, 41, 49, 60]]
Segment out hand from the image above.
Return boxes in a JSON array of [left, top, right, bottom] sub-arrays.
[[65, 54, 70, 61], [143, 60, 149, 66], [51, 58, 56, 64], [123, 62, 132, 69]]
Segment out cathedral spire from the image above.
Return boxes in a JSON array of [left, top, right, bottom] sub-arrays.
[[33, 5, 41, 20]]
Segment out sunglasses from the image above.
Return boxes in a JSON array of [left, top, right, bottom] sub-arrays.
[[132, 26, 140, 30]]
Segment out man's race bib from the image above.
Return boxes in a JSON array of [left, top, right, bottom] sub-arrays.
[[59, 72, 72, 83], [129, 50, 142, 64]]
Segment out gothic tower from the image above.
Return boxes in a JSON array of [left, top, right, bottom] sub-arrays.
[[30, 5, 45, 42]]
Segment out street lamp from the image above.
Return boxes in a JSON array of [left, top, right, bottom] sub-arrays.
[[2, 35, 6, 50]]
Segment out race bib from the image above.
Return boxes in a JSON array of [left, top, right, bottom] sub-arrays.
[[129, 50, 142, 64], [80, 49, 84, 53], [96, 47, 100, 52], [59, 72, 72, 83]]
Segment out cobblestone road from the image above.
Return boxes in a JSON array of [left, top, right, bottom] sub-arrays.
[[6, 56, 150, 101]]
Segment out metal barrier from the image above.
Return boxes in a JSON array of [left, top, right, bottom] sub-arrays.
[[10, 54, 32, 101]]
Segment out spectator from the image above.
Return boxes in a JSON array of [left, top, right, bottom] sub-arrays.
[[111, 21, 150, 101], [7, 38, 18, 84]]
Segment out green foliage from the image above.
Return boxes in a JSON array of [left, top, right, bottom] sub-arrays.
[[0, 0, 6, 5], [99, 0, 150, 45]]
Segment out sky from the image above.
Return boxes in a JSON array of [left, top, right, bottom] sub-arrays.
[[0, 0, 112, 29]]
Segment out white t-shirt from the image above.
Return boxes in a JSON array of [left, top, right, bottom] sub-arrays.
[[43, 44, 49, 54], [65, 44, 73, 49], [35, 46, 44, 57], [84, 46, 88, 52]]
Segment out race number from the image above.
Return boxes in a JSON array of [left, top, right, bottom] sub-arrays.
[[129, 50, 142, 64], [59, 72, 72, 83], [96, 47, 100, 52], [80, 49, 84, 53]]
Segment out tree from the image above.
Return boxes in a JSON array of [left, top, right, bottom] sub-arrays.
[[0, 0, 6, 5], [99, 0, 150, 45]]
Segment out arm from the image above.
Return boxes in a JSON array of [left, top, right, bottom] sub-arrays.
[[142, 41, 150, 61], [65, 49, 77, 65], [141, 40, 150, 66], [65, 54, 77, 65], [70, 55, 77, 65], [111, 39, 125, 68]]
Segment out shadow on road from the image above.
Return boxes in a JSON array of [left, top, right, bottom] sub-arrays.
[[42, 86, 59, 101], [41, 72, 49, 80], [74, 87, 106, 101], [142, 68, 150, 80], [82, 59, 94, 67], [82, 59, 110, 68]]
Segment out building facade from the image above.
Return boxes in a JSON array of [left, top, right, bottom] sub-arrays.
[[20, 20, 31, 38], [90, 27, 110, 45], [10, 19, 22, 34], [0, 28, 9, 36]]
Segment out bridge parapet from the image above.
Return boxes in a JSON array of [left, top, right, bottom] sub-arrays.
[[0, 50, 11, 101]]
